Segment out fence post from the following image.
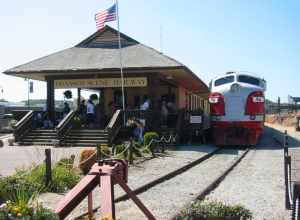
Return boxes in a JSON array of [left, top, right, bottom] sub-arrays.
[[284, 130, 289, 155], [129, 139, 134, 165], [45, 148, 52, 186], [161, 139, 166, 153], [292, 183, 300, 219]]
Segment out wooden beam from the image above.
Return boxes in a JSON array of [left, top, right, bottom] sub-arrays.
[[46, 78, 55, 121]]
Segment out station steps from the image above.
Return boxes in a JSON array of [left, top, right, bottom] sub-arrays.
[[18, 129, 109, 147], [62, 129, 109, 147], [18, 129, 57, 146]]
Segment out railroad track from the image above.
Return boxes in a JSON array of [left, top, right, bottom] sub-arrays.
[[75, 147, 250, 220]]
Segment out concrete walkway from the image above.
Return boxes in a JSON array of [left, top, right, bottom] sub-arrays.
[[0, 136, 93, 176]]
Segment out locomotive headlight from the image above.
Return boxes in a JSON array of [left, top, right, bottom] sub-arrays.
[[230, 83, 240, 93]]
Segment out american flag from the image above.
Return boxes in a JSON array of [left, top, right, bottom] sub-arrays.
[[95, 4, 117, 30]]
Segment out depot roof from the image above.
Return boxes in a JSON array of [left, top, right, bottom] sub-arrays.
[[4, 26, 208, 93]]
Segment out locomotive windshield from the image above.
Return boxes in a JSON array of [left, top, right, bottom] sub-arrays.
[[238, 75, 260, 86], [214, 75, 234, 86]]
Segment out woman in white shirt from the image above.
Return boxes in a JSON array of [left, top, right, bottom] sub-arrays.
[[86, 99, 95, 128]]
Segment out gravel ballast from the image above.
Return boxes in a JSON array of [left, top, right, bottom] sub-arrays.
[[91, 148, 244, 220], [206, 127, 291, 219]]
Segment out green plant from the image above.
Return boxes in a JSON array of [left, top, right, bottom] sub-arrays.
[[49, 164, 80, 193], [63, 90, 72, 99], [0, 200, 59, 220], [144, 132, 159, 146], [90, 94, 98, 101], [0, 175, 42, 203], [143, 132, 159, 155], [97, 144, 111, 158], [112, 144, 126, 156], [11, 162, 80, 194], [179, 200, 252, 220], [31, 205, 59, 220], [57, 155, 75, 169]]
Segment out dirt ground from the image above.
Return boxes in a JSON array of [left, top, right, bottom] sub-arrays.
[[265, 113, 300, 127]]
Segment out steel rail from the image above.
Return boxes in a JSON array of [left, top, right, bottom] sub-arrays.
[[74, 147, 221, 219], [170, 147, 250, 220]]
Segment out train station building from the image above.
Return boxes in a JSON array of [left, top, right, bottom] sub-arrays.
[[3, 26, 209, 145]]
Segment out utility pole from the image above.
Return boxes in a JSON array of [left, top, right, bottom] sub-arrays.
[[160, 25, 163, 53]]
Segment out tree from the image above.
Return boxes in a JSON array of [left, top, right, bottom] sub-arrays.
[[63, 90, 73, 100]]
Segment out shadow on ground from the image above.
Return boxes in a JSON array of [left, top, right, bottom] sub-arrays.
[[264, 125, 300, 149]]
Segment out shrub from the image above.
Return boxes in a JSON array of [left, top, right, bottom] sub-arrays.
[[32, 205, 59, 220], [0, 175, 41, 203], [143, 132, 160, 155], [179, 200, 252, 220], [50, 164, 80, 193], [57, 155, 75, 169], [144, 132, 159, 146], [12, 162, 80, 194], [97, 144, 111, 158]]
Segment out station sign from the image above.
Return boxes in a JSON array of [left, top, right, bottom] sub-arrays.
[[190, 115, 202, 124], [54, 77, 147, 89]]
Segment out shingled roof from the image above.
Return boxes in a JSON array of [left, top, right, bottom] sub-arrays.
[[4, 26, 185, 74]]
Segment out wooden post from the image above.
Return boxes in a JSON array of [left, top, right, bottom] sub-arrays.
[[161, 140, 166, 153], [129, 139, 134, 165], [100, 174, 115, 220], [97, 145, 102, 165], [88, 192, 93, 218], [45, 148, 52, 186], [46, 78, 55, 122], [77, 88, 81, 109]]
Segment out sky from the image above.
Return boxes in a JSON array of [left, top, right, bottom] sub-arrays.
[[0, 0, 299, 102]]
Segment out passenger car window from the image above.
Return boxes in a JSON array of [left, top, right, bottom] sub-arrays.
[[214, 76, 234, 86], [238, 75, 260, 86]]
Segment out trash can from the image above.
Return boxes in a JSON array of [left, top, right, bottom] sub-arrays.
[[296, 116, 300, 131]]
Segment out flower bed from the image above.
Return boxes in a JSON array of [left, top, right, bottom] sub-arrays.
[[0, 158, 80, 219], [0, 186, 58, 220], [0, 158, 81, 203]]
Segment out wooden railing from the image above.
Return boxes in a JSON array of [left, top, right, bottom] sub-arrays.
[[106, 109, 122, 145], [56, 110, 76, 144], [13, 110, 34, 142]]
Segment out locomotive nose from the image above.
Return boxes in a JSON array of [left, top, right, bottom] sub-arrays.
[[230, 83, 240, 93]]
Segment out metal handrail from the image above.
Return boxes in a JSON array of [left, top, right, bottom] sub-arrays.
[[13, 110, 33, 129], [13, 110, 34, 142], [56, 110, 76, 141], [106, 109, 122, 145]]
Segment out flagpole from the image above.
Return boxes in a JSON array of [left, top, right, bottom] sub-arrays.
[[115, 0, 126, 126]]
